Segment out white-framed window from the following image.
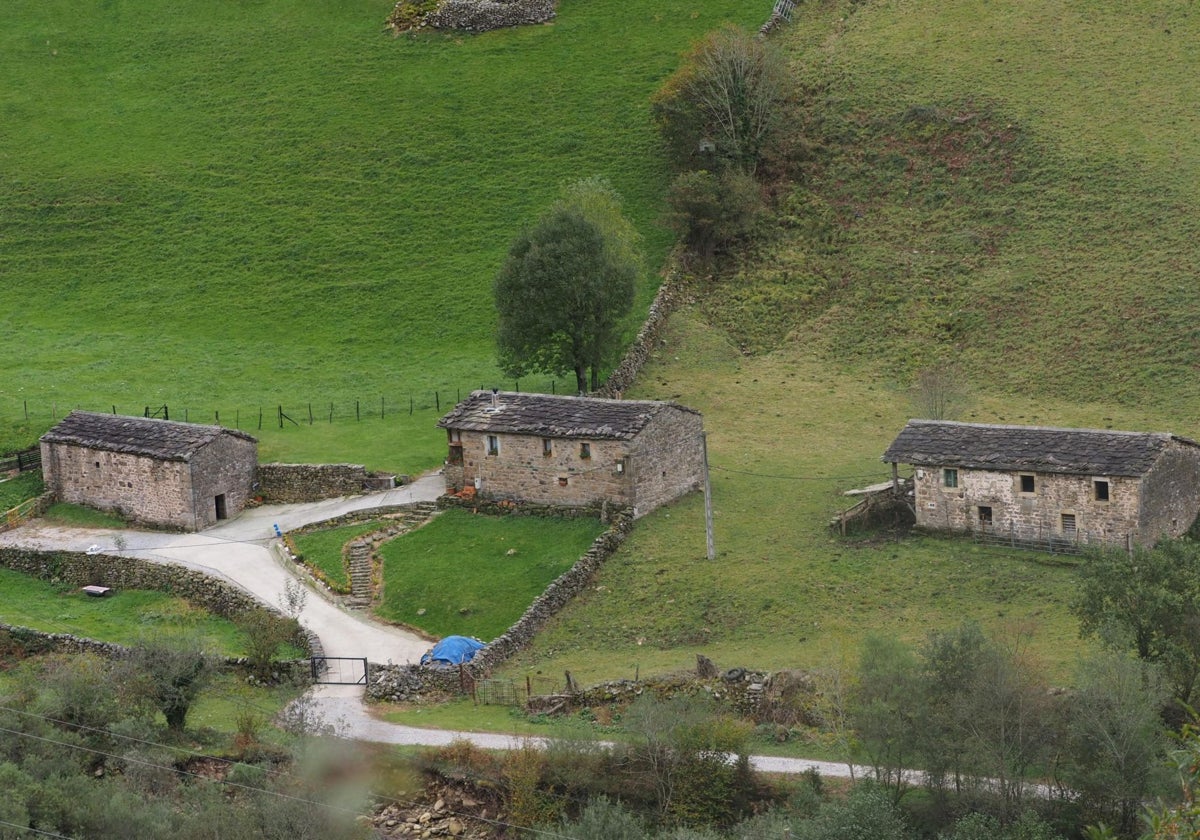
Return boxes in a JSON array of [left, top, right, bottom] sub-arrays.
[[542, 438, 553, 457], [486, 435, 500, 456]]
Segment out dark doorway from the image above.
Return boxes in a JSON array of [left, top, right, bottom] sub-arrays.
[[214, 494, 227, 520]]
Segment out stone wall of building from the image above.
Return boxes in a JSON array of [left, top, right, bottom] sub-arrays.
[[189, 433, 258, 529], [628, 406, 705, 518], [257, 463, 396, 503], [1139, 439, 1200, 541], [914, 466, 1141, 544], [455, 430, 635, 509], [0, 547, 268, 619], [41, 442, 195, 530]]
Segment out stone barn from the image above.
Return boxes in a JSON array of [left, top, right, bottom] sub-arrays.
[[41, 411, 258, 531], [438, 391, 704, 517], [883, 419, 1200, 548]]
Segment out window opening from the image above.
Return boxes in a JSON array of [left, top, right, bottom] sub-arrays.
[[580, 442, 591, 459], [1094, 480, 1110, 502], [1020, 474, 1036, 494], [543, 439, 553, 457], [978, 505, 993, 527], [215, 494, 228, 521], [943, 468, 958, 488], [486, 436, 500, 456]]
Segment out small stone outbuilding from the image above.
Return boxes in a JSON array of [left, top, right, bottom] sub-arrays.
[[883, 419, 1200, 548], [438, 391, 704, 518], [41, 412, 258, 531]]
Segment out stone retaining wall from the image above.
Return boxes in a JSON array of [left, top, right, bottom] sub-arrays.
[[438, 493, 627, 523], [257, 463, 397, 504], [0, 547, 264, 619]]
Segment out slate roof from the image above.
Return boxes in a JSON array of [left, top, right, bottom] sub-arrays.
[[437, 391, 699, 441], [882, 420, 1200, 477], [41, 411, 256, 462]]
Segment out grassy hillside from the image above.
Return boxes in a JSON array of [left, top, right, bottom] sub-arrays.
[[496, 0, 1200, 686], [708, 0, 1200, 409], [0, 0, 762, 469]]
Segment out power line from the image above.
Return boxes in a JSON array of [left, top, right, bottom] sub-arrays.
[[0, 819, 73, 839], [710, 465, 887, 482]]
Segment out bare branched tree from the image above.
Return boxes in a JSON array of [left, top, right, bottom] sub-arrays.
[[910, 362, 970, 420]]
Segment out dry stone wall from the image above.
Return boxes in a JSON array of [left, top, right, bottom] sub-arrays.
[[0, 547, 265, 618], [257, 463, 396, 503], [596, 265, 688, 399]]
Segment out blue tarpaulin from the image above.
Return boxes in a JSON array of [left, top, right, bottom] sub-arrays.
[[420, 635, 485, 666]]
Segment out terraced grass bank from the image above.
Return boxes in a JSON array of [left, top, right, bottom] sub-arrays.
[[376, 509, 605, 640]]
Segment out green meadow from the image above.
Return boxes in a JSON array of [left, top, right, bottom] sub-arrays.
[[7, 0, 1200, 693], [0, 0, 761, 472]]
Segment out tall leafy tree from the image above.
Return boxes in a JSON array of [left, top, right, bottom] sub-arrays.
[[1072, 539, 1200, 704], [494, 190, 637, 394]]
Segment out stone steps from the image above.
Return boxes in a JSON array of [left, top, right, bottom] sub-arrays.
[[343, 506, 438, 609]]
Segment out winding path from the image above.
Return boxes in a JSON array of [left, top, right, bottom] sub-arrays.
[[0, 476, 866, 779]]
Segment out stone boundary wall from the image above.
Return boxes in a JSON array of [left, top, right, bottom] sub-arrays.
[[0, 620, 317, 674], [256, 463, 397, 504], [366, 510, 634, 701], [0, 547, 266, 619], [595, 263, 689, 399], [288, 502, 439, 537], [438, 493, 627, 523]]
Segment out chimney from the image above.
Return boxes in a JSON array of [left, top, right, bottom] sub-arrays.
[[491, 388, 499, 409]]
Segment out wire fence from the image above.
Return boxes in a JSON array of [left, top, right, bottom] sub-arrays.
[[472, 676, 567, 708], [2, 380, 577, 434]]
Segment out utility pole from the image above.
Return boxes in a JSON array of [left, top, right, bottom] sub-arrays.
[[702, 431, 715, 560]]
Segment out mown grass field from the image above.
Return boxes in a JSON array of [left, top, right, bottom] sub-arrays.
[[0, 0, 762, 471], [375, 509, 604, 640], [0, 472, 44, 511]]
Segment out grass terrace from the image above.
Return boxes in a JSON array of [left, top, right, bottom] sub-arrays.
[[375, 509, 606, 640]]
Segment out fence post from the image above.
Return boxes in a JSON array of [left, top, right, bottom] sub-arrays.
[[435, 391, 439, 411], [215, 410, 219, 425], [16, 452, 22, 472], [409, 396, 413, 416], [308, 403, 313, 425], [258, 407, 263, 430], [329, 402, 334, 423], [381, 396, 385, 420], [356, 400, 360, 421]]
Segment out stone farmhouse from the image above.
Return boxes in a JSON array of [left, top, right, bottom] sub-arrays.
[[438, 391, 704, 517], [41, 411, 258, 531], [882, 419, 1200, 548]]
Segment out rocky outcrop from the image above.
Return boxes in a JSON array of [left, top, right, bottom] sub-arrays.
[[426, 0, 555, 32]]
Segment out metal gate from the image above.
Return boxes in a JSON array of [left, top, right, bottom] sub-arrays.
[[310, 656, 368, 685]]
